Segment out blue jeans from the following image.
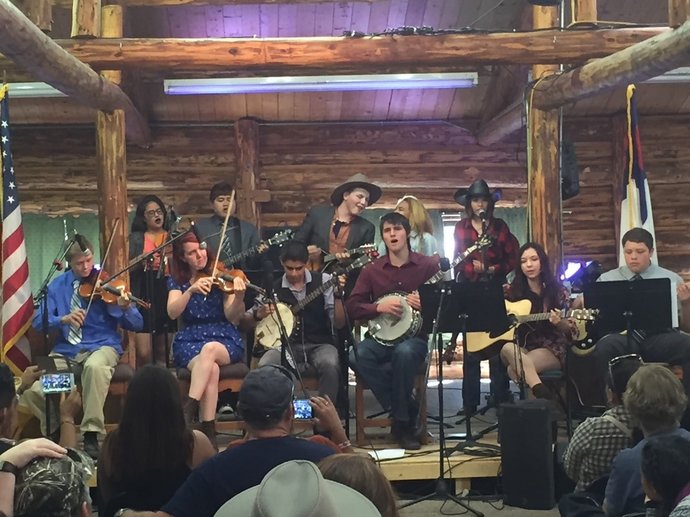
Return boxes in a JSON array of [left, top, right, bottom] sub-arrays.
[[351, 336, 428, 423]]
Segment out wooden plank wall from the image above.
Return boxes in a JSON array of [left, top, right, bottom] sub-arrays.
[[10, 116, 690, 280]]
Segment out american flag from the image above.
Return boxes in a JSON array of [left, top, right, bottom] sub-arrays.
[[1, 85, 32, 374], [619, 84, 657, 266]]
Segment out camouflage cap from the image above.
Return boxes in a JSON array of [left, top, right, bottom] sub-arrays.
[[14, 448, 94, 517]]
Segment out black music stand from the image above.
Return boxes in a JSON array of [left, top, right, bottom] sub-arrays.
[[584, 278, 674, 351], [433, 280, 511, 456], [399, 282, 484, 517]]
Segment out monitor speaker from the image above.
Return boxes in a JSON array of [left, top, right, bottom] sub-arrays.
[[498, 400, 555, 510]]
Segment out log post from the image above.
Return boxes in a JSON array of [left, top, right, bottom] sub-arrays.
[[96, 5, 127, 276], [528, 5, 562, 274], [573, 0, 597, 23], [22, 0, 52, 32], [235, 118, 262, 228], [611, 113, 626, 264], [670, 0, 690, 27], [71, 0, 101, 37]]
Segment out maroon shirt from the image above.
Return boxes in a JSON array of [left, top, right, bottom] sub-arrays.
[[453, 217, 518, 282], [346, 252, 440, 321]]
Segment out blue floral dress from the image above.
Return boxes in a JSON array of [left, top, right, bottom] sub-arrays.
[[167, 278, 244, 368]]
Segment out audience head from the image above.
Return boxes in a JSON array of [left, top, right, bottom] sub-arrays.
[[641, 434, 690, 517], [621, 227, 654, 274], [107, 365, 194, 481], [131, 195, 168, 233], [237, 365, 294, 432], [394, 195, 434, 237], [0, 364, 16, 438], [14, 448, 94, 517], [624, 364, 688, 435], [215, 460, 380, 517], [607, 354, 644, 405], [318, 454, 400, 517]]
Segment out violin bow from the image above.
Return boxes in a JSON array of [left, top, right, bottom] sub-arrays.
[[84, 218, 120, 315], [210, 189, 236, 280]]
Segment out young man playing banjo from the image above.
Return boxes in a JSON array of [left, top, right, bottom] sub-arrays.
[[246, 240, 346, 404], [346, 212, 440, 450]]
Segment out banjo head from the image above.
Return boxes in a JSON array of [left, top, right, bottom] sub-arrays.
[[255, 303, 295, 349], [370, 293, 419, 344]]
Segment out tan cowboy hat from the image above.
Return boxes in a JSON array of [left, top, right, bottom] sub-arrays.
[[330, 173, 382, 206], [453, 179, 502, 206]]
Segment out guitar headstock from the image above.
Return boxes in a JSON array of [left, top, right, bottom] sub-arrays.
[[569, 308, 599, 321], [268, 229, 294, 246]]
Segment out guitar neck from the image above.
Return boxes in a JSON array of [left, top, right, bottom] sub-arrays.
[[223, 244, 260, 266], [294, 275, 341, 313], [324, 244, 372, 263], [516, 309, 572, 324], [424, 246, 477, 285]]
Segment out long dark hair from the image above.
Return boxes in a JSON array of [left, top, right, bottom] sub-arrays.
[[171, 230, 217, 285], [104, 366, 193, 482], [510, 242, 561, 310], [131, 195, 169, 233], [642, 434, 690, 517]]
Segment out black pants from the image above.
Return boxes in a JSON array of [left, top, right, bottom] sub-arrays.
[[593, 330, 690, 428], [462, 351, 510, 409]]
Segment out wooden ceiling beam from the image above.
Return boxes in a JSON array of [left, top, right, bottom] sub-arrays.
[[55, 0, 373, 6], [0, 28, 667, 73], [0, 0, 151, 145], [478, 20, 690, 145]]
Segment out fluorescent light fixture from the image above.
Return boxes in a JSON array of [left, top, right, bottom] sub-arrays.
[[164, 72, 478, 95], [645, 67, 690, 85], [7, 82, 66, 98]]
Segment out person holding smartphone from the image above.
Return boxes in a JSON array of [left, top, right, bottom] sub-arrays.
[[22, 236, 143, 459]]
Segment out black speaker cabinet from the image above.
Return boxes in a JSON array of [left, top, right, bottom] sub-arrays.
[[498, 400, 555, 510]]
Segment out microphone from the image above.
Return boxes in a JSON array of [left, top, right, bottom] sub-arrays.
[[439, 257, 454, 283], [53, 259, 64, 271], [262, 260, 274, 297], [74, 233, 89, 256], [477, 209, 487, 222]]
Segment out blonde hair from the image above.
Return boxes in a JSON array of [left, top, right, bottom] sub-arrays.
[[396, 195, 433, 236], [319, 454, 400, 517], [624, 364, 688, 434]]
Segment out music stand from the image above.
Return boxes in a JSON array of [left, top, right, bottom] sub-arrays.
[[433, 280, 511, 456], [398, 282, 484, 517], [584, 278, 674, 350]]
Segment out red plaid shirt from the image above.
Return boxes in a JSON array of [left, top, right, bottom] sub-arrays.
[[453, 217, 518, 282]]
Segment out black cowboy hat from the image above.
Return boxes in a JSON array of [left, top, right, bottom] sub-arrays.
[[330, 173, 382, 206], [453, 179, 502, 206]]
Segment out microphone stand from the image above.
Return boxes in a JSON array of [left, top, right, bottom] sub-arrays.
[[268, 288, 307, 397], [334, 279, 353, 438]]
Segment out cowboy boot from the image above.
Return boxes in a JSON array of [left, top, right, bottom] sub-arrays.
[[200, 420, 218, 451]]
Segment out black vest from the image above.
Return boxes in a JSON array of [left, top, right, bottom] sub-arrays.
[[274, 273, 333, 345]]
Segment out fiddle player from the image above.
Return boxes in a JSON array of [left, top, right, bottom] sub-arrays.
[[167, 231, 247, 449], [346, 212, 439, 450], [23, 235, 143, 459]]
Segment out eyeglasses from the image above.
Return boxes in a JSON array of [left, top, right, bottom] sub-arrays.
[[145, 209, 164, 217], [608, 353, 643, 384]]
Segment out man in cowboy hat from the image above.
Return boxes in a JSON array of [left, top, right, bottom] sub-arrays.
[[453, 178, 518, 417], [294, 173, 381, 269]]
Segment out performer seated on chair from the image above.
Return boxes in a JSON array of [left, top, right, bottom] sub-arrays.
[[377, 195, 437, 257], [453, 178, 518, 414], [499, 242, 575, 401], [585, 228, 690, 424], [23, 236, 143, 459], [129, 195, 178, 367], [245, 240, 345, 405], [167, 231, 246, 449], [346, 211, 439, 450]]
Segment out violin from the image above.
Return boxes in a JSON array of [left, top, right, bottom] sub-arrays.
[[202, 263, 265, 295], [79, 269, 152, 310]]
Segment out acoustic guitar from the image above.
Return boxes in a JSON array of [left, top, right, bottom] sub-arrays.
[[465, 299, 599, 357]]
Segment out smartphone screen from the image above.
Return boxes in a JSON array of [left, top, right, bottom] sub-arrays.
[[40, 373, 74, 394], [292, 399, 313, 420]]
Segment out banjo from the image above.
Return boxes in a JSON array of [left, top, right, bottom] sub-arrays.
[[255, 255, 372, 349], [367, 234, 493, 346]]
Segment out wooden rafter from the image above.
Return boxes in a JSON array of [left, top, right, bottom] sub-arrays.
[[0, 0, 151, 145], [0, 28, 668, 74], [54, 0, 374, 6]]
